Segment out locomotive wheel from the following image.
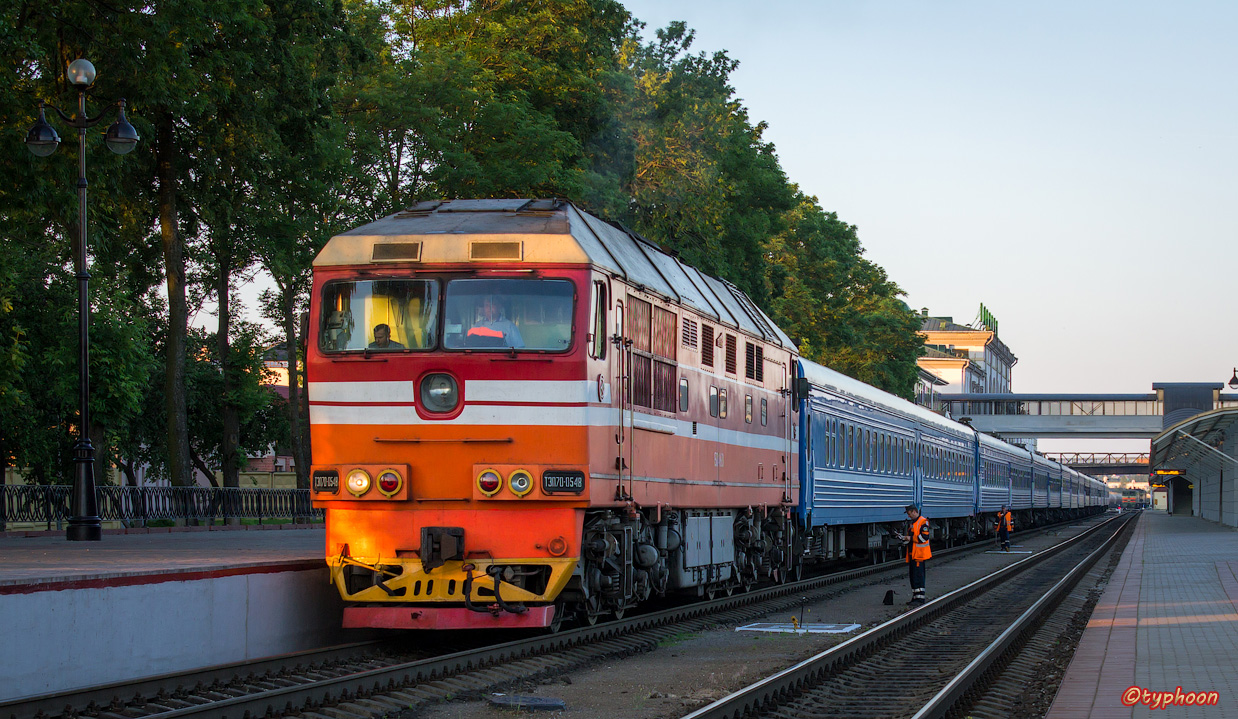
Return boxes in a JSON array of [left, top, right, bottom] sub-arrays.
[[704, 585, 717, 600], [612, 605, 626, 620], [581, 595, 604, 626], [545, 600, 566, 634]]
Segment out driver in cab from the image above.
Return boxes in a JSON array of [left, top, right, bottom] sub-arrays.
[[467, 296, 524, 347]]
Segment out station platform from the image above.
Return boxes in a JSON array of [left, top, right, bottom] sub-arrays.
[[1047, 511, 1238, 717], [0, 526, 352, 701], [0, 524, 325, 592]]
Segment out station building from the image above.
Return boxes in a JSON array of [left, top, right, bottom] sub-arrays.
[[915, 305, 1016, 395]]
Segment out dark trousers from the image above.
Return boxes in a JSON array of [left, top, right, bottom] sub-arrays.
[[998, 526, 1010, 550], [908, 559, 926, 600]]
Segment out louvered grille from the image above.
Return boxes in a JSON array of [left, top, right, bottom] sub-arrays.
[[682, 318, 698, 348]]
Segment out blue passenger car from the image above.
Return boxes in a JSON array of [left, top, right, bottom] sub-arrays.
[[793, 358, 1103, 561]]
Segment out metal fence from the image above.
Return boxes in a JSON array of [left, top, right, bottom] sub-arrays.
[[0, 485, 322, 531]]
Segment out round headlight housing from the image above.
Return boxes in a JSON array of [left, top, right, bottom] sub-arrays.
[[420, 373, 459, 414], [477, 469, 502, 496], [377, 470, 402, 496], [346, 469, 371, 496], [508, 469, 533, 497]]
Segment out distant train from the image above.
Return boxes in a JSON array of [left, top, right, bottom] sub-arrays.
[[306, 199, 1106, 631], [1118, 488, 1148, 510]]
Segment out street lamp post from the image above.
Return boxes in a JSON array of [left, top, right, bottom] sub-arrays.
[[25, 59, 139, 541]]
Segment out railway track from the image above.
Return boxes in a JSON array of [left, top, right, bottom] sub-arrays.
[[679, 512, 1134, 719], [3, 516, 1107, 719]]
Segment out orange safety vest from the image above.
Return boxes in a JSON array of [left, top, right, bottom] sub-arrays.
[[907, 515, 931, 562], [999, 510, 1013, 532]]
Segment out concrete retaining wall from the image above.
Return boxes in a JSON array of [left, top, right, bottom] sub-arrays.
[[1, 566, 350, 701]]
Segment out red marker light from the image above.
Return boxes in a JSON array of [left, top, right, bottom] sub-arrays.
[[378, 471, 401, 495]]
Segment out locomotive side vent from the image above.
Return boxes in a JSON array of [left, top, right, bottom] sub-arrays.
[[470, 240, 523, 261], [372, 242, 422, 262]]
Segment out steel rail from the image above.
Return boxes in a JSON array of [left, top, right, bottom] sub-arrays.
[[678, 513, 1129, 719], [908, 513, 1134, 719], [0, 642, 386, 718], [2, 514, 1103, 719]]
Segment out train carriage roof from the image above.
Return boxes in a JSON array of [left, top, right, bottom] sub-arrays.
[[315, 199, 795, 349], [799, 358, 964, 436], [978, 432, 1032, 460]]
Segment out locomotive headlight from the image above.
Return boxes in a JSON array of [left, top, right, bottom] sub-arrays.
[[419, 373, 459, 413], [477, 469, 502, 496], [508, 469, 533, 497], [346, 469, 372, 496], [377, 470, 402, 496]]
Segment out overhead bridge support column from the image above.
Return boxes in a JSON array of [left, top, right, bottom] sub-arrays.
[[1224, 433, 1238, 527]]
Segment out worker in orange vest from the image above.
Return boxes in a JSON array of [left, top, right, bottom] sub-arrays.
[[994, 505, 1014, 552], [899, 504, 932, 606]]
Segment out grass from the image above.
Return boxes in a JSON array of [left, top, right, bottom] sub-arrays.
[[657, 631, 701, 648]]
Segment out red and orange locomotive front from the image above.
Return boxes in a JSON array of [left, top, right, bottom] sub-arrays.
[[309, 199, 798, 630]]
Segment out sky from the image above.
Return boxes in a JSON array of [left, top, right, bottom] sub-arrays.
[[219, 1, 1237, 451], [618, 0, 1238, 404]]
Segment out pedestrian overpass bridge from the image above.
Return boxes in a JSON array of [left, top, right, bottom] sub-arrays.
[[938, 383, 1238, 438]]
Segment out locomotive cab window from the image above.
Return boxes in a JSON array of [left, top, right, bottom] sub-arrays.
[[444, 278, 574, 351], [589, 280, 607, 359], [320, 279, 439, 352]]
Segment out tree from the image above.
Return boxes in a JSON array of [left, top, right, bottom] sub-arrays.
[[765, 195, 924, 398]]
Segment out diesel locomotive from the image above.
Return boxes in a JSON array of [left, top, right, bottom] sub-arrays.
[[306, 199, 1105, 630]]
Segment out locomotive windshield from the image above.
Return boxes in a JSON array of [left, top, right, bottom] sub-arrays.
[[320, 279, 439, 352], [444, 279, 574, 351]]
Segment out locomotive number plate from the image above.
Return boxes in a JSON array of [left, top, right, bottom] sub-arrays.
[[542, 470, 585, 494], [313, 470, 340, 494]]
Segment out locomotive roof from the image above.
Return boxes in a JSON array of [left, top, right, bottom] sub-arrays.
[[315, 199, 795, 349]]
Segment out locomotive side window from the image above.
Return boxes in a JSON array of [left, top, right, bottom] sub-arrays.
[[444, 278, 573, 351], [589, 280, 607, 359], [679, 378, 689, 412], [320, 279, 439, 352], [719, 388, 728, 419], [745, 395, 753, 423], [626, 296, 677, 412], [760, 398, 768, 426], [701, 324, 715, 368], [709, 386, 719, 417]]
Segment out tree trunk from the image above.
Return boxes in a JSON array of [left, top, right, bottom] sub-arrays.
[[217, 251, 240, 488], [157, 111, 193, 487], [281, 285, 310, 489], [90, 422, 108, 486]]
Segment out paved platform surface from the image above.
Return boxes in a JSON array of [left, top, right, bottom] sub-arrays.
[[0, 526, 325, 590], [1047, 511, 1238, 718]]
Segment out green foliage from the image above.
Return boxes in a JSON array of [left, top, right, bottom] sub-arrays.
[[0, 0, 928, 482], [185, 324, 290, 484], [765, 195, 925, 398]]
